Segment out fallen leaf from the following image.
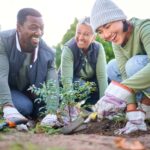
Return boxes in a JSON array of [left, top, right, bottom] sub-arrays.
[[114, 137, 145, 150]]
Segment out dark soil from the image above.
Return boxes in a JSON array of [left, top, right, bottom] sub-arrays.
[[0, 119, 150, 150], [1, 111, 150, 150], [76, 118, 150, 137]]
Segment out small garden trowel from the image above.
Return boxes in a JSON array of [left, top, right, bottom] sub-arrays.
[[61, 112, 97, 134]]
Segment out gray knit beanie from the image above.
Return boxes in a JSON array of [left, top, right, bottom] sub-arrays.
[[90, 0, 127, 32]]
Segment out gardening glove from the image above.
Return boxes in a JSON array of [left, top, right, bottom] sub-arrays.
[[16, 124, 28, 132], [84, 112, 97, 123], [41, 114, 63, 127], [141, 104, 150, 119], [62, 106, 80, 125], [41, 106, 80, 127], [3, 106, 28, 123], [115, 110, 147, 135], [93, 81, 133, 118]]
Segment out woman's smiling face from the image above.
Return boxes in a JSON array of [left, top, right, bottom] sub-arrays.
[[96, 20, 128, 45], [75, 24, 95, 50]]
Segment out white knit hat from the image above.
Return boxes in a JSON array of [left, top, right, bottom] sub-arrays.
[[90, 0, 127, 32]]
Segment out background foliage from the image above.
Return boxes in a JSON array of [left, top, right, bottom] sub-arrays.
[[53, 18, 114, 69]]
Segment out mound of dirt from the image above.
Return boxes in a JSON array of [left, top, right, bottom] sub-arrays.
[[76, 118, 150, 137]]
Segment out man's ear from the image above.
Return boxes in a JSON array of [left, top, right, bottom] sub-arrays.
[[17, 23, 21, 32]]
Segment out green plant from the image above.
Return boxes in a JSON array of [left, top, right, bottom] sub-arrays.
[[95, 35, 114, 62], [59, 81, 96, 121], [29, 79, 96, 124], [74, 81, 97, 101], [28, 80, 59, 115], [34, 123, 61, 135], [111, 112, 126, 125]]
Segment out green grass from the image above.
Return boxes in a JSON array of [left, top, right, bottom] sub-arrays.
[[9, 142, 38, 150], [33, 123, 61, 135]]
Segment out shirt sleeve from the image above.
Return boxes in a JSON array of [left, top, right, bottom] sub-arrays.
[[113, 44, 128, 80], [96, 43, 108, 98], [60, 46, 73, 89], [0, 37, 12, 105], [122, 21, 150, 92]]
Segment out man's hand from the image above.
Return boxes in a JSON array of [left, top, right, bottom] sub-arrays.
[[1, 106, 28, 131], [41, 114, 63, 127], [3, 106, 28, 123]]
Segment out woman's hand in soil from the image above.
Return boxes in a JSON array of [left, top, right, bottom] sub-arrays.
[[114, 110, 147, 134], [93, 81, 133, 118]]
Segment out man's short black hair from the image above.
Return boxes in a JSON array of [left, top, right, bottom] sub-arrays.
[[17, 8, 42, 25]]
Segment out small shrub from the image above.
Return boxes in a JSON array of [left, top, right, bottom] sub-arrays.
[[29, 80, 96, 123], [28, 80, 59, 115]]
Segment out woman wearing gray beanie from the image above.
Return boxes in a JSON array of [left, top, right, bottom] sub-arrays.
[[91, 0, 150, 134]]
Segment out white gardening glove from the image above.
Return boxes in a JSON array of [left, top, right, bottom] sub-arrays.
[[115, 111, 147, 135], [141, 104, 150, 119], [41, 106, 80, 127], [93, 97, 121, 118], [41, 114, 63, 127], [62, 106, 80, 124], [3, 106, 28, 123], [16, 124, 28, 132], [93, 81, 133, 118]]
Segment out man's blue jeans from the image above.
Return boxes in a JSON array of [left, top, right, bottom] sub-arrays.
[[11, 90, 45, 119], [107, 55, 150, 101]]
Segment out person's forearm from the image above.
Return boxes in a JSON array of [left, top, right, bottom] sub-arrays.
[[122, 63, 150, 91], [0, 46, 12, 106], [0, 79, 13, 105], [61, 47, 74, 89], [96, 46, 108, 98]]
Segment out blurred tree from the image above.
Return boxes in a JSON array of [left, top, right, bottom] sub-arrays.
[[95, 36, 114, 63], [54, 18, 78, 69], [61, 18, 78, 44]]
